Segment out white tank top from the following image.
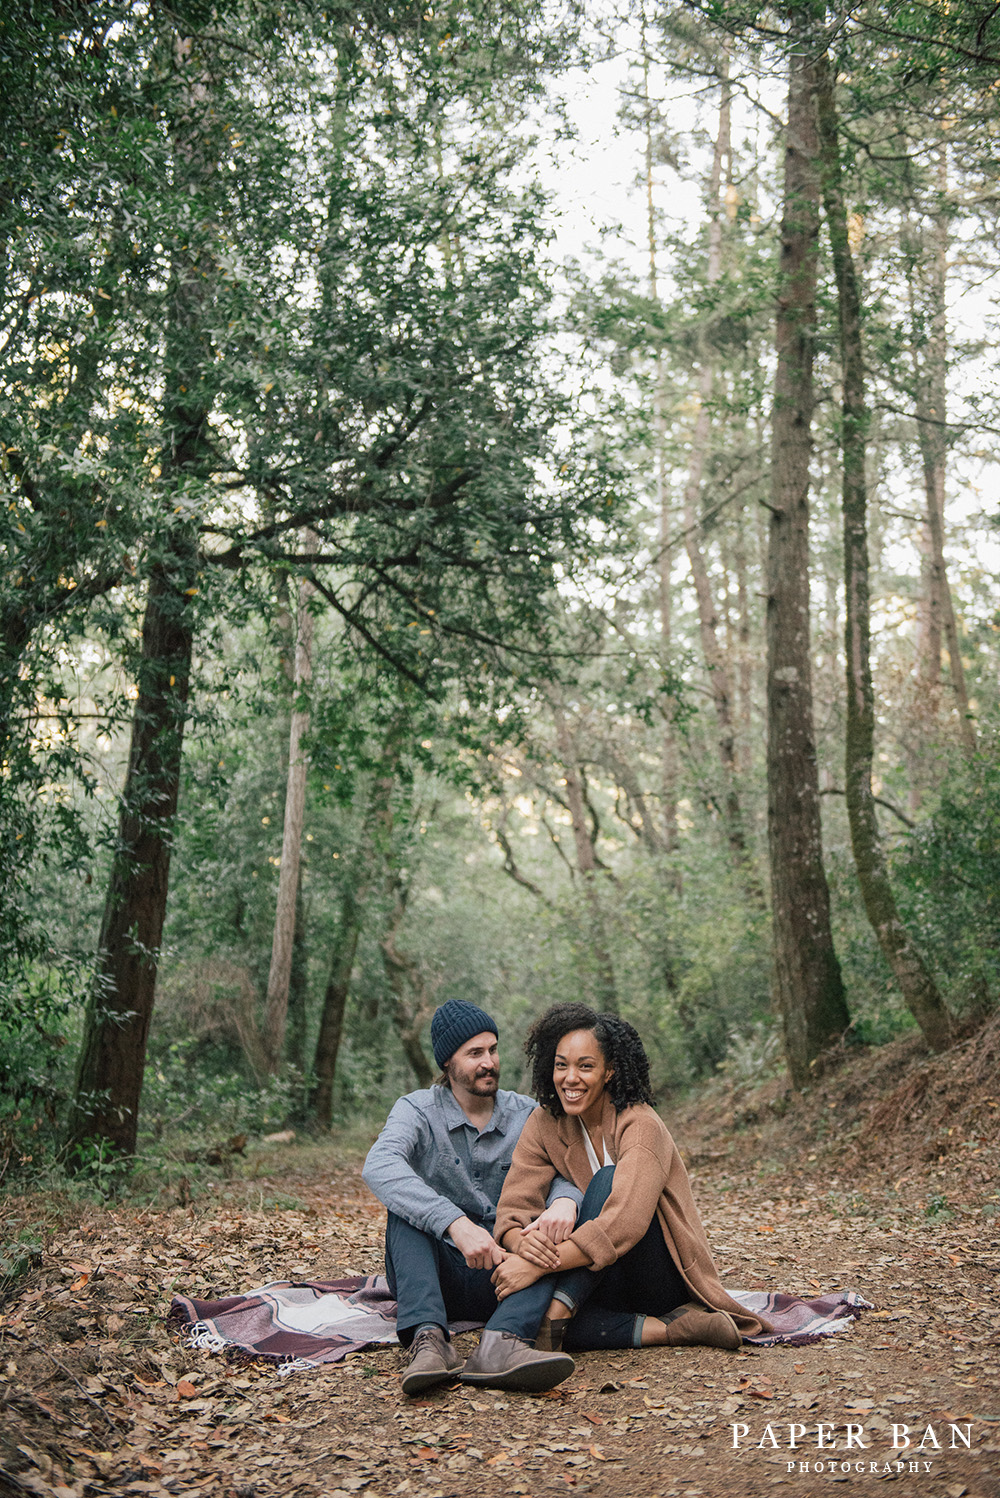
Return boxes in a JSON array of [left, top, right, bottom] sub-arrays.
[[580, 1118, 613, 1176]]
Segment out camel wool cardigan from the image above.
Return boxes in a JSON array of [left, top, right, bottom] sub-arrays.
[[494, 1096, 772, 1338]]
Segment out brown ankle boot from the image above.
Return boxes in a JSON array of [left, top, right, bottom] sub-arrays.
[[460, 1330, 575, 1391], [660, 1302, 742, 1350], [400, 1325, 462, 1396], [535, 1314, 571, 1353]]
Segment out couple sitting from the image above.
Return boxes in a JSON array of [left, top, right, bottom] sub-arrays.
[[362, 999, 769, 1397]]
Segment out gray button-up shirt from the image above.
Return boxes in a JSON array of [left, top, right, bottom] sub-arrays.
[[362, 1085, 580, 1242]]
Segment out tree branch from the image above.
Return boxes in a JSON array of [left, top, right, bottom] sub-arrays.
[[819, 785, 916, 829]]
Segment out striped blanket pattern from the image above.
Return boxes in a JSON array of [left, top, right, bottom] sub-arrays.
[[168, 1276, 872, 1374]]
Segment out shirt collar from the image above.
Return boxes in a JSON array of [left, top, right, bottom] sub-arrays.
[[436, 1083, 506, 1135]]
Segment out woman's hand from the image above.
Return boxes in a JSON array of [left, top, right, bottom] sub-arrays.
[[515, 1227, 560, 1271], [491, 1254, 544, 1300], [525, 1197, 577, 1245]]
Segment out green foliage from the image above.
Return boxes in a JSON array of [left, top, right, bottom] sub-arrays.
[[715, 1021, 782, 1083], [893, 729, 1000, 1017], [0, 944, 92, 1183], [0, 1227, 42, 1302], [924, 1191, 953, 1221], [3, 0, 1000, 1155], [61, 1135, 134, 1197], [140, 1038, 296, 1142]]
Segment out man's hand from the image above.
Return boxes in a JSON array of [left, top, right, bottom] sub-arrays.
[[448, 1216, 506, 1270], [525, 1196, 577, 1245], [491, 1253, 544, 1300]]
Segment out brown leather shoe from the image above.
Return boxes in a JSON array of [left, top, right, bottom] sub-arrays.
[[661, 1302, 742, 1350], [460, 1329, 575, 1391], [400, 1325, 462, 1396]]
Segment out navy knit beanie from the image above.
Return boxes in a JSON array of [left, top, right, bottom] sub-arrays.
[[431, 1000, 498, 1068]]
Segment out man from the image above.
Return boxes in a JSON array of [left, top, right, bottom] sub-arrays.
[[362, 999, 579, 1395]]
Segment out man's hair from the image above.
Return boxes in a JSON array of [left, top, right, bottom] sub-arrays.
[[524, 1002, 653, 1116]]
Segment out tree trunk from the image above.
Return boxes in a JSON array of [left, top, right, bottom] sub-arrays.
[[767, 32, 850, 1089], [310, 895, 362, 1129], [910, 148, 975, 755], [816, 57, 954, 1054], [285, 869, 309, 1082], [309, 723, 405, 1120], [553, 706, 617, 1012], [677, 66, 761, 899], [640, 25, 680, 858], [734, 493, 754, 772], [68, 545, 198, 1156], [381, 951, 436, 1088], [380, 877, 436, 1089], [261, 563, 315, 1071], [309, 731, 401, 1125], [67, 28, 217, 1159]]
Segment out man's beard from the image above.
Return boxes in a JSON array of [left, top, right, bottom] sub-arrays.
[[449, 1062, 499, 1095]]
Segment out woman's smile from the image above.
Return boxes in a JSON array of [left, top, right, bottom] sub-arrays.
[[553, 1029, 614, 1126]]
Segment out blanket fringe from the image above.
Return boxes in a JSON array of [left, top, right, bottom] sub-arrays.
[[187, 1321, 230, 1354]]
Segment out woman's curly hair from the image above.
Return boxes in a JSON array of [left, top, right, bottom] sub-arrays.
[[524, 1002, 653, 1116]]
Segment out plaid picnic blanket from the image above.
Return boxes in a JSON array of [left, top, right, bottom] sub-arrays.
[[168, 1277, 872, 1374], [735, 1288, 871, 1346]]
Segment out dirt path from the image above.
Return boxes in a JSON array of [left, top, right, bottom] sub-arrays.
[[2, 1125, 998, 1498]]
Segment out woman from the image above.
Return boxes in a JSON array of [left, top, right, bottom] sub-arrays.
[[461, 1002, 770, 1387]]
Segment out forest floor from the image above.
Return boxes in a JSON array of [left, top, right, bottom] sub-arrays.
[[2, 1015, 999, 1498]]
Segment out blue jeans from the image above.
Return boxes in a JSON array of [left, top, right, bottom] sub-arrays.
[[384, 1212, 500, 1347], [487, 1165, 690, 1351]]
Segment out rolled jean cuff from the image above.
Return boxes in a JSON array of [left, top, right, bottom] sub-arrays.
[[551, 1289, 577, 1312], [632, 1314, 646, 1349]]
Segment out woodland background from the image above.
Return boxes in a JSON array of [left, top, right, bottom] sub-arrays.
[[3, 0, 1000, 1192]]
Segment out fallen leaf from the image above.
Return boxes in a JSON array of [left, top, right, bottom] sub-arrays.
[[748, 1387, 774, 1400], [588, 1445, 606, 1461], [581, 1412, 603, 1426], [176, 1380, 198, 1399]]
